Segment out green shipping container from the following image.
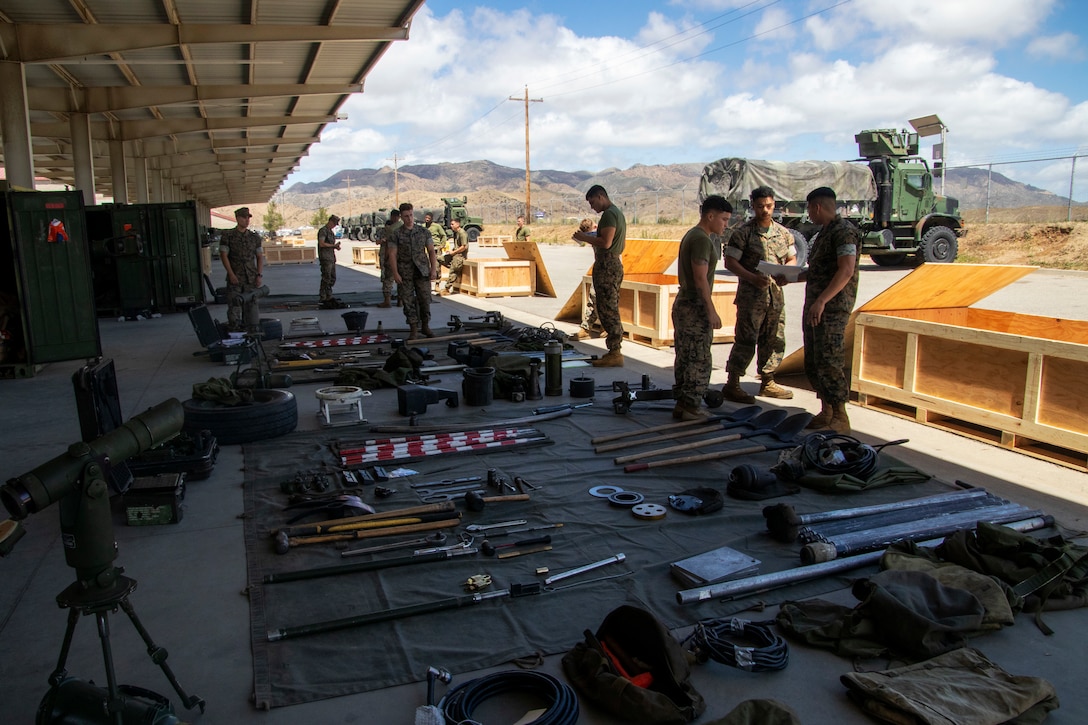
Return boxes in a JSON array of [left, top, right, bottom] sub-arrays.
[[0, 190, 100, 377]]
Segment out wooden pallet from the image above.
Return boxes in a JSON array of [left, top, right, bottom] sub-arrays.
[[858, 392, 1088, 471]]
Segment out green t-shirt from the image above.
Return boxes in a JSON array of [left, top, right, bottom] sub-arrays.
[[515, 225, 530, 242], [677, 226, 719, 301], [427, 222, 447, 245], [597, 204, 626, 257]]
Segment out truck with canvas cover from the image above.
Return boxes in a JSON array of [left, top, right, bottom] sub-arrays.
[[699, 129, 965, 265]]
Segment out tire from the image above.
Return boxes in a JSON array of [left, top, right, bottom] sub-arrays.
[[182, 389, 298, 445], [871, 253, 909, 267], [918, 226, 958, 263], [789, 229, 808, 268], [467, 227, 481, 243]]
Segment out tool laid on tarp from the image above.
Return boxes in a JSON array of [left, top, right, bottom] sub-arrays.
[[447, 311, 504, 331], [337, 427, 553, 467], [611, 380, 724, 414], [611, 409, 789, 464], [593, 405, 763, 454]]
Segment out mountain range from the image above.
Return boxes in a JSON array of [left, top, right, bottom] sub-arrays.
[[287, 159, 1081, 211]]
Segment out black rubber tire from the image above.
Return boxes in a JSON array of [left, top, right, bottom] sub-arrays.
[[467, 227, 481, 243], [871, 253, 909, 267], [918, 226, 958, 263], [182, 389, 298, 445], [789, 229, 808, 268]]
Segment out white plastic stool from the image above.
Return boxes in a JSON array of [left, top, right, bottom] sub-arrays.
[[315, 385, 371, 427]]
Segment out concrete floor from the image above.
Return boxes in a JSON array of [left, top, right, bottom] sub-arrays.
[[2, 241, 1087, 724]]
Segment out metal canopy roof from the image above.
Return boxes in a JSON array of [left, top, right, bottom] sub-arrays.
[[0, 0, 424, 208]]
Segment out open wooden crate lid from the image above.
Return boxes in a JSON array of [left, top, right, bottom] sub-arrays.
[[859, 263, 1037, 313], [556, 238, 680, 321]]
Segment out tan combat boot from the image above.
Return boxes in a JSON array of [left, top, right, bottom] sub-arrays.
[[407, 324, 420, 341], [377, 293, 392, 308], [421, 324, 435, 338], [591, 350, 624, 367], [806, 402, 833, 429], [829, 403, 851, 434], [759, 376, 794, 400], [722, 373, 755, 404], [569, 328, 595, 341]]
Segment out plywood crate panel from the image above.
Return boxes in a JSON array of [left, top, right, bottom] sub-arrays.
[[478, 234, 511, 248], [458, 258, 535, 297], [265, 246, 316, 265], [854, 304, 1088, 470], [352, 245, 380, 265], [583, 273, 737, 348]]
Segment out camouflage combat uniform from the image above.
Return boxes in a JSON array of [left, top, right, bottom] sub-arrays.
[[672, 226, 720, 410], [725, 219, 794, 378], [593, 204, 626, 354], [317, 225, 337, 301], [803, 215, 860, 405], [390, 223, 435, 327], [219, 227, 264, 331], [443, 227, 469, 292], [378, 219, 402, 297]]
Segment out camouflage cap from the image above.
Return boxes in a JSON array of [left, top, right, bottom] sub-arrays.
[[235, 207, 252, 217]]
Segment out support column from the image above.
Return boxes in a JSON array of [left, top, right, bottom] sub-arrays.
[[133, 155, 149, 203], [109, 140, 129, 204], [0, 61, 36, 189], [69, 113, 96, 205], [149, 170, 163, 203]]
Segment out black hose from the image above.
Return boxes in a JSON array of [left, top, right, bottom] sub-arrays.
[[682, 617, 789, 672], [439, 670, 579, 725], [798, 433, 906, 480]]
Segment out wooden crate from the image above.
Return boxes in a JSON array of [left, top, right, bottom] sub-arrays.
[[458, 259, 535, 297], [264, 246, 316, 265], [352, 245, 380, 266], [582, 272, 738, 348], [852, 263, 1088, 470], [478, 234, 511, 248]]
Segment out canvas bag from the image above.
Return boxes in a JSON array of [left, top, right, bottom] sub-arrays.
[[562, 605, 706, 724]]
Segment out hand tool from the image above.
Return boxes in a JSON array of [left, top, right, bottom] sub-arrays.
[[595, 406, 775, 454], [590, 405, 761, 445], [340, 532, 447, 558], [497, 545, 553, 559], [416, 482, 495, 500], [409, 476, 483, 489], [613, 409, 791, 464], [622, 413, 812, 472], [264, 543, 478, 583], [464, 520, 528, 534], [477, 523, 563, 538], [274, 502, 456, 539], [481, 535, 552, 556], [544, 553, 626, 585], [532, 402, 593, 415], [274, 512, 459, 553], [464, 491, 531, 512], [275, 518, 462, 553], [368, 406, 575, 435]]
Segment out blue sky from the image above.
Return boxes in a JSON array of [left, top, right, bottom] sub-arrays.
[[289, 0, 1088, 199]]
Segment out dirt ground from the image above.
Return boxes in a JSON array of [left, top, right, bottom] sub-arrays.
[[495, 206, 1088, 271]]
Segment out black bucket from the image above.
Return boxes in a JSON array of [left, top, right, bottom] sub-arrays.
[[342, 311, 368, 333], [462, 366, 495, 406]]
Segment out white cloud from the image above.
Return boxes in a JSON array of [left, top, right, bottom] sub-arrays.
[[1026, 32, 1085, 61], [753, 6, 796, 43]]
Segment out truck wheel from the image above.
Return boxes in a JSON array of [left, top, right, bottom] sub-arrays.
[[918, 227, 958, 263], [182, 389, 298, 445], [467, 227, 481, 243], [789, 229, 808, 267], [871, 253, 908, 267]]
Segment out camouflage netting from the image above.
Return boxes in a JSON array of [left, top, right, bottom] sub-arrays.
[[698, 158, 877, 207]]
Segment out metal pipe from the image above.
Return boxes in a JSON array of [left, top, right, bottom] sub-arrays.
[[798, 493, 1003, 542], [544, 553, 625, 585], [264, 546, 476, 584], [677, 515, 1052, 605]]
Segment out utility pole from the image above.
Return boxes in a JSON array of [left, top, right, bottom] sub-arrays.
[[509, 86, 542, 223], [385, 152, 401, 206]]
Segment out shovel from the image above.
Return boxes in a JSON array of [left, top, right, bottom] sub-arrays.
[[590, 405, 762, 448], [614, 409, 791, 464], [623, 412, 813, 472], [594, 405, 768, 454]]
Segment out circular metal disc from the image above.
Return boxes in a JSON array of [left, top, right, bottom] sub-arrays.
[[589, 485, 625, 498], [632, 503, 667, 520], [608, 491, 645, 507]]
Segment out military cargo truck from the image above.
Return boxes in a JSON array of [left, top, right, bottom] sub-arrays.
[[699, 129, 965, 265], [342, 197, 484, 243], [438, 197, 484, 242]]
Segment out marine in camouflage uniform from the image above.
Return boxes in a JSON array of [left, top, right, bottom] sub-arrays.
[[388, 205, 438, 336], [723, 216, 796, 398], [219, 207, 265, 332], [377, 213, 402, 307], [317, 216, 340, 301], [803, 213, 859, 404], [572, 186, 626, 366], [671, 195, 731, 418], [442, 221, 469, 293]]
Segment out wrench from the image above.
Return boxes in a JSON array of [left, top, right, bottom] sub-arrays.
[[416, 483, 489, 500], [340, 532, 447, 558], [464, 520, 528, 534], [409, 476, 483, 490]]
